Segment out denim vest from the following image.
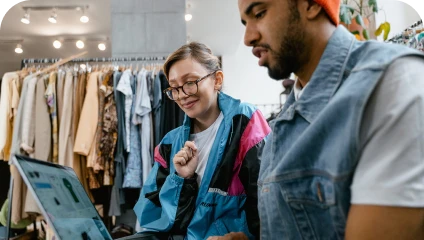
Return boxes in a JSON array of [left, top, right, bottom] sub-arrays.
[[258, 26, 424, 239]]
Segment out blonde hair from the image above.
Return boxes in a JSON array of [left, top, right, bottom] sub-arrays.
[[163, 42, 221, 80]]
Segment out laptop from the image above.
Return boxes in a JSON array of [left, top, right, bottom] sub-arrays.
[[12, 155, 167, 240], [12, 155, 113, 240]]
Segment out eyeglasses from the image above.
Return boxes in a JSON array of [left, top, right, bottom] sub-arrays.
[[164, 70, 219, 101]]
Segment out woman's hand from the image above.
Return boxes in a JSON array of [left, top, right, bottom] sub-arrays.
[[173, 141, 199, 179]]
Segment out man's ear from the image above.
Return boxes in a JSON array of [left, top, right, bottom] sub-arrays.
[[214, 71, 224, 91], [299, 0, 322, 21]]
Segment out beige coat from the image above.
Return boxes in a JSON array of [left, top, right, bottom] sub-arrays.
[[74, 72, 100, 156], [58, 71, 74, 167], [0, 72, 20, 161], [20, 77, 37, 155], [72, 72, 93, 201], [34, 75, 51, 161], [10, 76, 34, 223]]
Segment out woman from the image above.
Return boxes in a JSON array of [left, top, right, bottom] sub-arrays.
[[134, 42, 270, 240]]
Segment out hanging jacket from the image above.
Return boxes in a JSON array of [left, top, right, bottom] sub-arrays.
[[134, 92, 270, 239]]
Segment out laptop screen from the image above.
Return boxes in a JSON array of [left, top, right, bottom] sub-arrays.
[[14, 155, 112, 240]]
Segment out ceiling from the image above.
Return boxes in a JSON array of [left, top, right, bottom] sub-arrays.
[[0, 0, 244, 74], [186, 0, 245, 56], [0, 0, 111, 73]]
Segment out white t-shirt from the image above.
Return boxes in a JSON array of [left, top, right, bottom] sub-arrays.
[[293, 56, 424, 207], [189, 112, 224, 185]]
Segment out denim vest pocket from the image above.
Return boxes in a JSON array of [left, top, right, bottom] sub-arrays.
[[281, 175, 343, 240]]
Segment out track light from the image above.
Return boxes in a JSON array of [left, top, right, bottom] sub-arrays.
[[80, 7, 89, 23], [76, 40, 85, 49], [185, 14, 192, 21], [185, 3, 192, 22], [53, 40, 62, 49], [15, 44, 23, 54], [48, 9, 57, 23], [21, 10, 30, 24], [98, 43, 106, 51]]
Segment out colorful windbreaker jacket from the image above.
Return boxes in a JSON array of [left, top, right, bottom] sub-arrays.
[[134, 92, 271, 239]]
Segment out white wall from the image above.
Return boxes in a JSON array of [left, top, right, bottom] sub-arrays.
[[222, 39, 284, 117], [375, 0, 421, 41]]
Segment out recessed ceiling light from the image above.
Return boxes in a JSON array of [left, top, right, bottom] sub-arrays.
[[76, 40, 85, 49], [15, 44, 23, 54], [53, 40, 62, 49], [98, 43, 106, 51]]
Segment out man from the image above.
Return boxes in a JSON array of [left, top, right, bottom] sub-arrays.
[[235, 0, 424, 239]]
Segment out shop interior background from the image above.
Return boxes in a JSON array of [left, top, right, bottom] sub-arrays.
[[0, 0, 421, 117]]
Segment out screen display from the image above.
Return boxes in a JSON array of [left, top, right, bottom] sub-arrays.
[[15, 156, 112, 240]]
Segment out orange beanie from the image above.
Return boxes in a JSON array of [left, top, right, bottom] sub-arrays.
[[314, 0, 340, 25]]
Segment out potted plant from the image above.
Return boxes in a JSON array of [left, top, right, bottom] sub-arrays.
[[339, 0, 391, 41]]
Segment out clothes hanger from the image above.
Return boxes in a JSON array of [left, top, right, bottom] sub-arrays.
[[33, 51, 88, 77]]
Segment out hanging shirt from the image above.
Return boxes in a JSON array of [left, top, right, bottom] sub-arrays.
[[0, 72, 19, 160], [58, 70, 74, 168], [20, 76, 37, 156], [123, 74, 143, 188], [189, 112, 224, 185], [152, 71, 162, 147], [109, 71, 126, 217], [74, 72, 101, 156], [117, 69, 133, 153], [138, 71, 153, 184], [45, 72, 59, 163]]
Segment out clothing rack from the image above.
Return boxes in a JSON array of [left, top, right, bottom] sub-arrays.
[[21, 56, 167, 65], [387, 19, 422, 42]]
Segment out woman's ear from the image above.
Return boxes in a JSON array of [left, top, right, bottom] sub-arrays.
[[214, 70, 224, 91]]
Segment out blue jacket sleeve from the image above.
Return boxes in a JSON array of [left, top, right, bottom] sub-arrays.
[[133, 144, 198, 234]]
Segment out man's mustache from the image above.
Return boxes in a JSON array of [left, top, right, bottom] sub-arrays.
[[254, 43, 271, 50]]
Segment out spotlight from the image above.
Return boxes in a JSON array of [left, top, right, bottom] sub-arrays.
[[53, 40, 62, 49], [185, 13, 192, 22], [48, 9, 58, 23], [15, 44, 23, 54], [185, 3, 192, 22], [98, 43, 106, 51], [21, 11, 30, 24], [80, 7, 89, 23], [76, 40, 85, 49]]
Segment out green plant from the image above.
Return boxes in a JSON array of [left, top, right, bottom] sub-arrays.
[[339, 0, 391, 41]]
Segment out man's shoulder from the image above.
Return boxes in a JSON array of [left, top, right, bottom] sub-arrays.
[[388, 55, 424, 70], [360, 55, 424, 145], [350, 41, 424, 71], [381, 55, 424, 86]]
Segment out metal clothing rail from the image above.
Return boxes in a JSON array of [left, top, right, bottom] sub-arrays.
[[387, 19, 422, 42], [21, 56, 168, 64]]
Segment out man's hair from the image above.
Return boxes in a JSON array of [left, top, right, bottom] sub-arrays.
[[163, 42, 221, 80]]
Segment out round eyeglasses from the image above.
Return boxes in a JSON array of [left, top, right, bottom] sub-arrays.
[[164, 70, 219, 101]]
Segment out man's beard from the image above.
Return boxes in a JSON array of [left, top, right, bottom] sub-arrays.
[[266, 3, 305, 80]]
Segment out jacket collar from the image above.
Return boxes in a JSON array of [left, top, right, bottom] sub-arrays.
[[280, 26, 356, 123]]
